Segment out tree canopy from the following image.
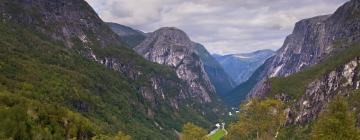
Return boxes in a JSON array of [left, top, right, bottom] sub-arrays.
[[226, 98, 286, 140], [311, 97, 360, 140], [181, 122, 209, 140]]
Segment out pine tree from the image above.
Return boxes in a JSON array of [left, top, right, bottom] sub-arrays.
[[311, 97, 360, 140], [180, 122, 209, 140], [225, 99, 285, 140], [113, 132, 131, 140]]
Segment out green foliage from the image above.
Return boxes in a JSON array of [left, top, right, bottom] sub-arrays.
[[276, 124, 312, 140], [225, 99, 286, 140], [0, 91, 95, 140], [92, 131, 131, 140], [348, 90, 360, 126], [263, 44, 360, 139], [0, 21, 217, 139], [180, 123, 209, 140], [113, 132, 132, 140], [269, 44, 360, 100], [274, 91, 360, 140], [311, 97, 360, 140]]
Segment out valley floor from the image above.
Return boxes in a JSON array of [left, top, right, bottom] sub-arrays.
[[208, 127, 227, 140]]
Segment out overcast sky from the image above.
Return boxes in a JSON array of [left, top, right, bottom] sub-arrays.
[[85, 0, 348, 55]]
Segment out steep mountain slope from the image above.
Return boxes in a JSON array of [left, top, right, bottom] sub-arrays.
[[250, 0, 360, 97], [109, 24, 235, 95], [135, 27, 216, 103], [241, 0, 360, 138], [213, 50, 274, 85], [222, 58, 274, 107], [269, 44, 360, 125], [107, 22, 146, 48], [0, 0, 225, 139], [135, 27, 234, 97], [193, 43, 235, 95]]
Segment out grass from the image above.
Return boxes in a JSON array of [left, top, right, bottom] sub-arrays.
[[208, 129, 226, 140]]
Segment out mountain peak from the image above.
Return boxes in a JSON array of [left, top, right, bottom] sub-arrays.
[[135, 27, 194, 55], [156, 27, 183, 32], [151, 27, 193, 46], [331, 0, 360, 20]]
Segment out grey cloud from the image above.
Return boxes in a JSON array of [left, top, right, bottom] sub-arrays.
[[85, 0, 348, 54]]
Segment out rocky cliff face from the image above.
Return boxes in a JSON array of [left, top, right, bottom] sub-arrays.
[[110, 24, 234, 96], [246, 0, 360, 127], [250, 0, 360, 97], [279, 56, 360, 125], [0, 0, 120, 49], [135, 27, 217, 103]]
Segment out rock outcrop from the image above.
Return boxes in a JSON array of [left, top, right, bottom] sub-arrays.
[[0, 0, 121, 49], [284, 57, 360, 124], [135, 27, 218, 102]]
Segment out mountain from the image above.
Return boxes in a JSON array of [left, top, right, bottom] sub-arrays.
[[107, 22, 146, 48], [135, 27, 215, 103], [213, 49, 274, 85], [109, 24, 235, 95], [237, 0, 360, 137], [265, 0, 360, 124], [134, 27, 234, 100], [0, 0, 226, 139], [251, 0, 360, 97]]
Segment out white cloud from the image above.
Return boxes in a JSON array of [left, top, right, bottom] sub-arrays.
[[85, 0, 348, 54]]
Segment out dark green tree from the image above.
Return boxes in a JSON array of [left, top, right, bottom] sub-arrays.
[[180, 122, 209, 140], [311, 97, 360, 140], [226, 99, 285, 140]]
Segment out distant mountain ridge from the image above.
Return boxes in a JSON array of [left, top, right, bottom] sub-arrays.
[[107, 22, 146, 48], [222, 60, 271, 107], [213, 49, 274, 85]]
